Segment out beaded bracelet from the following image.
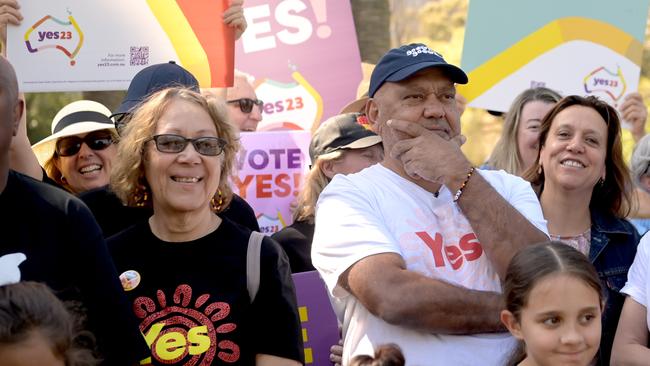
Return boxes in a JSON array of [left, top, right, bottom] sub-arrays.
[[453, 167, 475, 202]]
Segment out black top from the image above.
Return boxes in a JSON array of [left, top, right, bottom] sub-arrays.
[[108, 218, 304, 365], [271, 220, 315, 273], [78, 186, 260, 237], [0, 170, 149, 365]]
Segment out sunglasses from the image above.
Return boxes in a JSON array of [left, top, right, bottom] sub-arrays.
[[110, 112, 132, 136], [227, 98, 263, 114], [150, 134, 227, 156], [55, 131, 115, 157]]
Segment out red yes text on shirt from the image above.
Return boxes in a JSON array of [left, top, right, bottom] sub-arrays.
[[415, 232, 483, 270]]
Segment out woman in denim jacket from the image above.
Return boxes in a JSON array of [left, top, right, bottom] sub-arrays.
[[523, 95, 640, 365]]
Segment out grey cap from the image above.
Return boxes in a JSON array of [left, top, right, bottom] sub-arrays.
[[310, 113, 382, 161]]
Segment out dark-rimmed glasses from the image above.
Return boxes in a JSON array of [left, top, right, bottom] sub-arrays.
[[110, 112, 132, 136], [227, 98, 263, 114], [150, 134, 227, 156], [55, 130, 115, 157]]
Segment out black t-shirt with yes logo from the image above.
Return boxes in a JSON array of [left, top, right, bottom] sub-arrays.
[[108, 217, 303, 365]]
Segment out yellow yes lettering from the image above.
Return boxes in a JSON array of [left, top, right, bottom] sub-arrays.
[[144, 323, 211, 360]]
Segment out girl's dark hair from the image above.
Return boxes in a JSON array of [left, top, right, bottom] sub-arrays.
[[523, 95, 633, 217], [503, 241, 603, 366], [349, 343, 405, 366], [0, 282, 98, 365]]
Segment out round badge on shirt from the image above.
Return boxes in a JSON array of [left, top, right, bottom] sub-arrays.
[[119, 270, 141, 291]]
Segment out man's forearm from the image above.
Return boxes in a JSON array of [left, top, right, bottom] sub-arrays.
[[385, 277, 505, 334], [456, 173, 547, 278], [345, 255, 505, 335]]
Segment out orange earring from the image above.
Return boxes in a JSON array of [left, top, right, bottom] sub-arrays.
[[210, 189, 224, 212], [135, 185, 149, 207]]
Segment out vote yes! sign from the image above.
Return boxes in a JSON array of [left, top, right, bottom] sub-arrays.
[[232, 131, 311, 234]]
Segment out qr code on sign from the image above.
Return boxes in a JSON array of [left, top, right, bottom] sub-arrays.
[[130, 46, 149, 66]]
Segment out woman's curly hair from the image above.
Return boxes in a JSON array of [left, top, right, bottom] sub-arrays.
[[110, 87, 240, 213]]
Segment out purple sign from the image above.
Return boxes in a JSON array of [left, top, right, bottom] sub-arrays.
[[232, 131, 311, 234], [235, 0, 362, 132], [292, 270, 339, 366]]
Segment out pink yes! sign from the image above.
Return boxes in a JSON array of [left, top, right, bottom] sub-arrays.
[[235, 0, 363, 132]]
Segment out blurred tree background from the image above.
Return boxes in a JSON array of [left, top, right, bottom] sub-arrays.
[[25, 0, 650, 165], [25, 90, 124, 142]]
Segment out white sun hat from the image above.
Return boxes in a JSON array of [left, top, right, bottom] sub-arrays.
[[32, 100, 115, 166]]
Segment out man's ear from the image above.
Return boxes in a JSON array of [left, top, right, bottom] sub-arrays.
[[320, 160, 337, 179], [366, 98, 380, 134], [500, 310, 524, 340], [12, 98, 24, 137]]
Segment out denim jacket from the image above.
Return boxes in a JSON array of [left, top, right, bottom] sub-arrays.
[[590, 209, 640, 365]]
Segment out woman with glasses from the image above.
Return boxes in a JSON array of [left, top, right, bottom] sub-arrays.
[[523, 95, 640, 365], [108, 87, 303, 365], [31, 100, 117, 194]]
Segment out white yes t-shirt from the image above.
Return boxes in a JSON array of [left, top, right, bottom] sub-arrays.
[[621, 232, 650, 331], [312, 165, 548, 366]]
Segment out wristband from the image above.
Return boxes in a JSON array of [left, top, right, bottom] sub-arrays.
[[453, 167, 475, 202]]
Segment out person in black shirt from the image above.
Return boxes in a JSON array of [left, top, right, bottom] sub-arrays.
[[272, 113, 383, 273], [0, 56, 148, 365], [108, 87, 303, 365]]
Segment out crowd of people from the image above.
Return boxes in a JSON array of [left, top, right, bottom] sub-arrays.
[[4, 1, 650, 366]]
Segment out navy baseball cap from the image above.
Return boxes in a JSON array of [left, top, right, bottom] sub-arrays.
[[114, 61, 199, 114], [369, 44, 468, 97]]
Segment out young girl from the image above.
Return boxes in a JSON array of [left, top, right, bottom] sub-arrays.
[[500, 241, 604, 366], [0, 282, 98, 366]]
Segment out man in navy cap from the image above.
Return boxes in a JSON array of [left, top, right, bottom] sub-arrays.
[[312, 44, 549, 365]]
